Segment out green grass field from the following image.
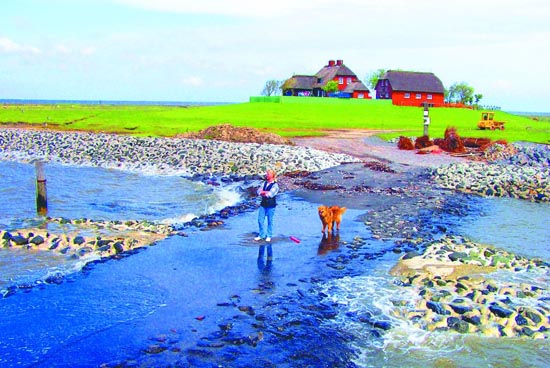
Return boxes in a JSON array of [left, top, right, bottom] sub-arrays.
[[1, 97, 549, 144]]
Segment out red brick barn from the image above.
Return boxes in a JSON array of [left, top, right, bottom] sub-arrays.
[[375, 71, 445, 107]]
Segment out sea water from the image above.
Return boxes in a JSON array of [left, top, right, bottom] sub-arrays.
[[1, 158, 549, 366], [0, 160, 242, 289], [318, 195, 550, 368]]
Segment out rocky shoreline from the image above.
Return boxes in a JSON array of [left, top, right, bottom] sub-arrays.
[[1, 127, 549, 341], [391, 235, 550, 339], [0, 128, 360, 177], [430, 143, 550, 202]]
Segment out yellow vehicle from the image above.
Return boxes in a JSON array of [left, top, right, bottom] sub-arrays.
[[478, 112, 505, 130]]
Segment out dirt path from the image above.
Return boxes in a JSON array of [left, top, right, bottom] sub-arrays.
[[291, 129, 468, 168]]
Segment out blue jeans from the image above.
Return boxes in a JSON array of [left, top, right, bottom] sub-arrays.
[[257, 206, 275, 238]]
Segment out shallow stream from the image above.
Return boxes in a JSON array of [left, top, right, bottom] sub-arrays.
[[0, 160, 548, 367]]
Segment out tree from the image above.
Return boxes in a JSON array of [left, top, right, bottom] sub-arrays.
[[447, 82, 475, 105], [474, 93, 483, 104], [322, 80, 339, 94], [261, 80, 283, 96], [365, 69, 386, 90]]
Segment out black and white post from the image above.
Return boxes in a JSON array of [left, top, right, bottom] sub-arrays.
[[423, 103, 430, 137]]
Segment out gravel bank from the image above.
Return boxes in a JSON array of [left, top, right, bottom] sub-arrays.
[[430, 144, 550, 202], [0, 128, 360, 176]]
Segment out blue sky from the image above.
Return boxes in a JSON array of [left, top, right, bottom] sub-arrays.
[[1, 0, 549, 112]]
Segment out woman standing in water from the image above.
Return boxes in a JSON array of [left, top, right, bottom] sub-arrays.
[[255, 169, 279, 242]]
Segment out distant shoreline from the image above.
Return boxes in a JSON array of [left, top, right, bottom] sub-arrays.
[[2, 98, 548, 116], [0, 98, 237, 107]]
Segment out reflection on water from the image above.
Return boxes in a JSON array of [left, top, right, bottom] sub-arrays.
[[318, 233, 340, 255], [257, 244, 273, 275]]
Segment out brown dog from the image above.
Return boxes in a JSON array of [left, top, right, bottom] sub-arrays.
[[318, 205, 347, 234]]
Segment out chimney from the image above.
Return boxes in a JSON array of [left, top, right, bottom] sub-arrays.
[[336, 59, 343, 66], [328, 60, 335, 67]]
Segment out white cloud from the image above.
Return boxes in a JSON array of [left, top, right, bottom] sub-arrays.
[[81, 46, 97, 56], [113, 0, 365, 17], [182, 76, 204, 87], [54, 44, 71, 54], [0, 37, 41, 54]]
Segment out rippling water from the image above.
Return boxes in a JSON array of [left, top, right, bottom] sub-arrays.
[[0, 160, 241, 289], [1, 159, 549, 367], [455, 196, 550, 262], [0, 161, 240, 227]]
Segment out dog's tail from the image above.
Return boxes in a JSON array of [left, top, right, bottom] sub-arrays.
[[336, 207, 347, 215]]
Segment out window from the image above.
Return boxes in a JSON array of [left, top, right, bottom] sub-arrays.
[[338, 77, 344, 84], [358, 93, 364, 99], [416, 93, 422, 99], [404, 93, 410, 99], [427, 94, 433, 100], [347, 77, 352, 84]]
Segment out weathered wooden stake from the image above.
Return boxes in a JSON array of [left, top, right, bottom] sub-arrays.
[[36, 161, 48, 215], [423, 104, 430, 137]]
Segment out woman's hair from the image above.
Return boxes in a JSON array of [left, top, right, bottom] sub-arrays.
[[266, 169, 277, 180]]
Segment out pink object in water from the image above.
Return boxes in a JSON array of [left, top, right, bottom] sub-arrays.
[[290, 236, 301, 243]]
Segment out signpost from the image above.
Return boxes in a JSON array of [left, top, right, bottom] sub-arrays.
[[423, 103, 430, 137]]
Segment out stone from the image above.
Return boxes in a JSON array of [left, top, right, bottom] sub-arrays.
[[515, 314, 529, 326], [450, 304, 472, 315], [49, 239, 62, 250], [524, 310, 542, 324], [29, 235, 45, 245], [519, 327, 535, 337], [11, 235, 28, 246], [73, 236, 86, 245], [427, 301, 449, 315], [463, 314, 481, 326], [489, 304, 514, 318], [447, 317, 469, 333], [448, 252, 468, 262], [113, 242, 124, 254]]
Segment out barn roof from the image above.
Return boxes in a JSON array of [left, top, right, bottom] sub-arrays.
[[314, 63, 357, 87], [343, 81, 369, 93], [381, 71, 444, 93], [284, 75, 316, 90]]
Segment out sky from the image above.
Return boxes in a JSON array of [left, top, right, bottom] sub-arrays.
[[1, 0, 549, 112]]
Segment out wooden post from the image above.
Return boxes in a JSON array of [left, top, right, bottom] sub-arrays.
[[423, 103, 430, 137], [36, 161, 48, 216]]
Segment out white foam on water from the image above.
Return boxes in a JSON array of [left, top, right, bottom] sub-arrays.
[[101, 160, 192, 177], [159, 183, 243, 225], [318, 275, 466, 367]]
